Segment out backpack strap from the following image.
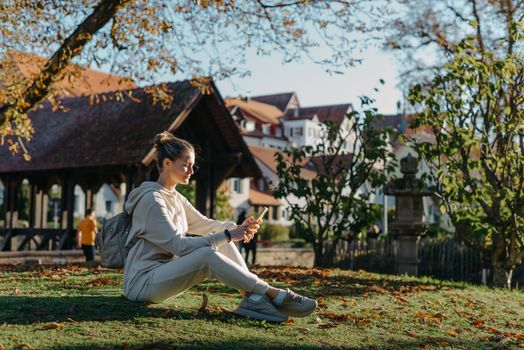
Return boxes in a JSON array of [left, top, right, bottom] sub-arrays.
[[125, 234, 141, 251]]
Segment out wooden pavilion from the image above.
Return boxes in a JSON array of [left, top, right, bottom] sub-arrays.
[[0, 80, 261, 251]]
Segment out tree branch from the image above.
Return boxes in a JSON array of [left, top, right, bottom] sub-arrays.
[[0, 0, 129, 126]]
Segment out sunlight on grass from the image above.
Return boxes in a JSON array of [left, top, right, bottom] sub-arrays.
[[0, 264, 523, 350]]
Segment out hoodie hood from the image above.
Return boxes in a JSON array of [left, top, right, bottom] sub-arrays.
[[125, 181, 174, 215]]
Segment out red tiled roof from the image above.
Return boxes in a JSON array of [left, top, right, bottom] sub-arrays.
[[283, 104, 351, 124], [0, 51, 136, 97], [225, 98, 283, 124], [251, 92, 296, 112], [249, 145, 316, 180], [249, 187, 282, 206]]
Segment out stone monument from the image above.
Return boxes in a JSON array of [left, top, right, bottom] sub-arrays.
[[385, 153, 435, 276]]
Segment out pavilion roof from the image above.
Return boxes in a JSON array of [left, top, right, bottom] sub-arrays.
[[0, 80, 260, 179]]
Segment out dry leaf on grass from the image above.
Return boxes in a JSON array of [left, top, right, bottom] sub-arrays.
[[406, 331, 418, 338], [319, 322, 339, 329], [198, 293, 208, 313], [15, 344, 35, 350], [41, 322, 64, 330], [448, 330, 458, 337], [159, 309, 175, 318], [434, 341, 450, 346], [86, 277, 112, 287], [284, 319, 296, 326]]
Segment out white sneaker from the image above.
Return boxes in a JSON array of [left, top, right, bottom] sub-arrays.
[[274, 289, 317, 317], [235, 295, 288, 322]]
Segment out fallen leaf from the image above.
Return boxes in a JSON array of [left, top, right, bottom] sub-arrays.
[[284, 319, 296, 326], [448, 330, 457, 337], [319, 322, 339, 329], [198, 293, 208, 313], [66, 318, 76, 323], [15, 344, 35, 350], [406, 331, 418, 338], [471, 319, 485, 328], [41, 322, 64, 330], [517, 343, 524, 348], [86, 277, 112, 287], [435, 341, 449, 346], [159, 309, 175, 318]]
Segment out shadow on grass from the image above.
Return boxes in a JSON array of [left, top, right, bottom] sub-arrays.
[[1, 295, 289, 329], [29, 338, 490, 350], [0, 295, 199, 325], [254, 267, 468, 298]]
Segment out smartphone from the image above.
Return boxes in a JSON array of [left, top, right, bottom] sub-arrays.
[[256, 207, 269, 221]]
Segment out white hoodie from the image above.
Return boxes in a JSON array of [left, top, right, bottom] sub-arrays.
[[123, 181, 236, 299]]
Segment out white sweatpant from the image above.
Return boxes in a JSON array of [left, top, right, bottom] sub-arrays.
[[136, 242, 269, 303]]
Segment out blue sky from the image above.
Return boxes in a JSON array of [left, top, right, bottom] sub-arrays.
[[212, 47, 403, 115]]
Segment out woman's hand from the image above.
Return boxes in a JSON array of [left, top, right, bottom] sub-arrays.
[[242, 216, 262, 243], [229, 216, 262, 243]]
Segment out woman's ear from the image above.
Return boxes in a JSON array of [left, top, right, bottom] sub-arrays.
[[163, 158, 171, 169]]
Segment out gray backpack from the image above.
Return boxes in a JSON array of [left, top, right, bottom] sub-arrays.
[[96, 211, 140, 268]]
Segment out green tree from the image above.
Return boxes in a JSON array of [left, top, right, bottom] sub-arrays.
[[214, 185, 233, 222], [273, 101, 396, 267], [0, 0, 385, 158], [407, 24, 524, 288]]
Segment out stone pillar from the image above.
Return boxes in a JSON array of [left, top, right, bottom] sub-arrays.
[[33, 189, 43, 228], [385, 153, 435, 277], [397, 235, 420, 276]]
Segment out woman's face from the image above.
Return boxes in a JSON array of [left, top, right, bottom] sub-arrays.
[[164, 150, 196, 185]]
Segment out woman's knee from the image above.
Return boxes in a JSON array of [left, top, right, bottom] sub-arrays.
[[193, 246, 222, 265]]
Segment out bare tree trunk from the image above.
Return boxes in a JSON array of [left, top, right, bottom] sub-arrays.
[[0, 0, 129, 124]]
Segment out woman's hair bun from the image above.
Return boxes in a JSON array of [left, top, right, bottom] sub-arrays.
[[154, 131, 173, 149]]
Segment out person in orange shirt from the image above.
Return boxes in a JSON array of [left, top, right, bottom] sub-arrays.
[[76, 208, 98, 263]]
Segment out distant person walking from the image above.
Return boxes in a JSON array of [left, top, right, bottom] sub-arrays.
[[76, 208, 98, 264], [236, 209, 247, 254]]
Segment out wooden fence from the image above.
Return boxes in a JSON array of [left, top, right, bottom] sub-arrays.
[[334, 237, 485, 284]]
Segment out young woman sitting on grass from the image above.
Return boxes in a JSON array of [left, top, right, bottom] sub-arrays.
[[123, 131, 317, 322]]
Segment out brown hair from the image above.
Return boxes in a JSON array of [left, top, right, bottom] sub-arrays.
[[153, 131, 194, 169]]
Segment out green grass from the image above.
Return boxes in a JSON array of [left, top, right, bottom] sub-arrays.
[[0, 264, 523, 350]]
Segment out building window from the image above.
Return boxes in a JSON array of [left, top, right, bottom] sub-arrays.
[[262, 124, 270, 135], [283, 207, 290, 220], [245, 121, 255, 132], [289, 128, 293, 137], [232, 178, 243, 194], [275, 127, 282, 137], [295, 127, 303, 136], [257, 178, 265, 192], [272, 206, 279, 220]]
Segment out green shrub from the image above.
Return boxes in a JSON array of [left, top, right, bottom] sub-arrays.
[[258, 223, 290, 242]]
